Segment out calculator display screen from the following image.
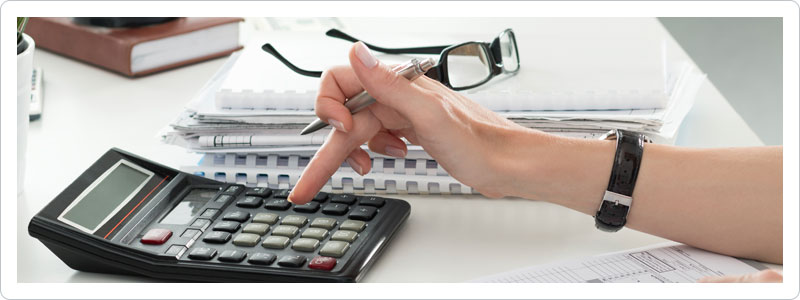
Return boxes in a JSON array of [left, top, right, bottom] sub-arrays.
[[58, 160, 153, 233], [160, 188, 217, 225]]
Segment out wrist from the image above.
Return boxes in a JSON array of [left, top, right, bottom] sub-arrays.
[[501, 130, 616, 215]]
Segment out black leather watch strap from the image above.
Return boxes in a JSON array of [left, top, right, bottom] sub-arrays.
[[595, 129, 648, 232]]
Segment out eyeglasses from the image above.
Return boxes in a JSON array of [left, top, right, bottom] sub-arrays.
[[261, 28, 520, 91]]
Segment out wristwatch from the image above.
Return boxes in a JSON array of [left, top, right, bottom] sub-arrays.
[[594, 129, 651, 232]]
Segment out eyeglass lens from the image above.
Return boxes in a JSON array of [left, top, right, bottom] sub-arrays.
[[447, 43, 492, 89], [499, 31, 519, 72]]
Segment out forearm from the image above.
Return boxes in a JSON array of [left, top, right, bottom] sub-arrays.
[[500, 129, 783, 263]]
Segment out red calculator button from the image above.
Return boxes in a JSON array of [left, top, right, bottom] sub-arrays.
[[141, 228, 172, 245], [308, 256, 337, 271]]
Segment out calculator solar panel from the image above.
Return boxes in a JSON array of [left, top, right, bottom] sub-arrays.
[[28, 148, 410, 282]]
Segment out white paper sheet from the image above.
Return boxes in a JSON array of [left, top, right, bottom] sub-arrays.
[[471, 243, 768, 283]]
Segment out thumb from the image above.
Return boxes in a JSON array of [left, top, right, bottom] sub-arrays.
[[349, 41, 427, 117]]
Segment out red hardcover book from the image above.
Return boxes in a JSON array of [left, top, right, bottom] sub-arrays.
[[25, 17, 243, 77]]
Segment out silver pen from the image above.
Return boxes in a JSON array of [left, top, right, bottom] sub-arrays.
[[300, 57, 436, 135]]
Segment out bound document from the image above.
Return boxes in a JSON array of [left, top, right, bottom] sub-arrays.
[[25, 17, 243, 77]]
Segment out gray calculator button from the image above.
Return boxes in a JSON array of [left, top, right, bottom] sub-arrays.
[[261, 236, 290, 249], [271, 225, 299, 238], [215, 194, 233, 203], [252, 212, 279, 225], [319, 241, 350, 258], [165, 245, 187, 257], [202, 231, 231, 244], [200, 208, 220, 218], [277, 255, 306, 267], [213, 221, 241, 233], [339, 220, 366, 232], [301, 228, 329, 240], [188, 247, 217, 260], [309, 217, 337, 230], [190, 218, 212, 231], [281, 215, 308, 227], [330, 230, 358, 243], [222, 211, 250, 223], [248, 253, 276, 265], [242, 223, 270, 236], [292, 238, 320, 252], [348, 206, 377, 221], [218, 250, 247, 263], [181, 228, 202, 239], [232, 233, 261, 247]]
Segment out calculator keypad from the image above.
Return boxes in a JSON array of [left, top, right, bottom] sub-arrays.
[[172, 187, 393, 274]]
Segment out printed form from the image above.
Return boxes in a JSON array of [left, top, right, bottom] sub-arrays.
[[472, 243, 769, 283]]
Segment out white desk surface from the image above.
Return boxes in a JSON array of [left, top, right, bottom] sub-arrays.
[[16, 18, 764, 283]]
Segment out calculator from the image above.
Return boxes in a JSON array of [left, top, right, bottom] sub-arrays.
[[28, 148, 410, 282]]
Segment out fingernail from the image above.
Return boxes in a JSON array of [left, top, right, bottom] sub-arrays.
[[287, 193, 296, 204], [354, 41, 377, 69], [346, 157, 364, 175], [328, 118, 347, 133], [385, 145, 406, 158]]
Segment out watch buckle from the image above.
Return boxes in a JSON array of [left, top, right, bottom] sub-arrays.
[[602, 190, 632, 207]]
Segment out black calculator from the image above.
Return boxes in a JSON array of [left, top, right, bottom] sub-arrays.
[[28, 148, 410, 282]]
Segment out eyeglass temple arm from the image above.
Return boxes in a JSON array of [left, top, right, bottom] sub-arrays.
[[261, 43, 323, 78], [326, 29, 449, 55]]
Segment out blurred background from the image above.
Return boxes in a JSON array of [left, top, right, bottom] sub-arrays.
[[659, 17, 782, 145]]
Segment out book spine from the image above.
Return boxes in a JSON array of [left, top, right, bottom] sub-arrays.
[[25, 18, 134, 76]]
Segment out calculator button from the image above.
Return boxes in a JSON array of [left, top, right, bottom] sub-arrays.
[[319, 241, 350, 258], [242, 223, 270, 235], [330, 230, 358, 243], [271, 225, 299, 238], [348, 206, 378, 221], [218, 250, 247, 263], [213, 221, 241, 232], [272, 189, 291, 198], [309, 217, 337, 230], [202, 231, 231, 244], [215, 194, 233, 203], [313, 192, 330, 202], [236, 196, 264, 208], [246, 187, 272, 197], [200, 208, 220, 219], [181, 228, 202, 239], [232, 233, 261, 247], [261, 236, 290, 249], [265, 199, 292, 210], [292, 238, 320, 252], [322, 203, 349, 216], [358, 196, 385, 207], [188, 247, 217, 260], [301, 228, 329, 240], [281, 215, 308, 227], [141, 228, 172, 245], [308, 256, 337, 271], [339, 220, 366, 232], [222, 211, 250, 223], [330, 194, 357, 205], [293, 201, 320, 213], [190, 219, 212, 231], [165, 245, 187, 257], [248, 253, 277, 265], [252, 212, 280, 225], [277, 255, 307, 267], [224, 185, 244, 195]]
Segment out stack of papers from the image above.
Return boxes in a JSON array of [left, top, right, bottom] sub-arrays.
[[160, 29, 705, 194]]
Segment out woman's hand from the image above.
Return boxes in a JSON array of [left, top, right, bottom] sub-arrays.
[[288, 42, 535, 204], [698, 269, 783, 283]]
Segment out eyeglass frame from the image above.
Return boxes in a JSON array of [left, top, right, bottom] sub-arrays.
[[261, 28, 520, 91], [325, 28, 520, 91]]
